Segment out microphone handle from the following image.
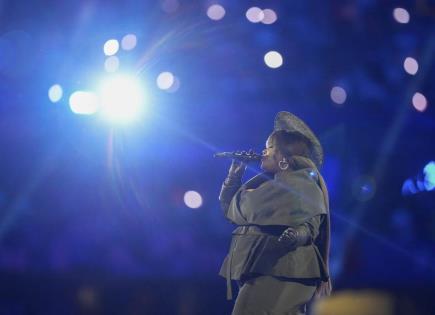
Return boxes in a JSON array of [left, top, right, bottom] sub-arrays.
[[214, 151, 262, 162]]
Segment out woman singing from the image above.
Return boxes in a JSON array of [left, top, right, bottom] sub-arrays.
[[219, 112, 331, 315]]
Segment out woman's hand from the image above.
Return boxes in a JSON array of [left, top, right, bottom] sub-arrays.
[[224, 151, 249, 185], [228, 159, 247, 178], [278, 226, 312, 250]]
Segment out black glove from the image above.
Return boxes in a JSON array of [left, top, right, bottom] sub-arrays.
[[219, 153, 249, 214], [278, 226, 312, 250], [223, 151, 249, 185]]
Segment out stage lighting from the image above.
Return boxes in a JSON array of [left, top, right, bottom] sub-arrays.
[[105, 56, 120, 73], [402, 161, 435, 195], [264, 51, 283, 68], [121, 34, 137, 51], [261, 9, 277, 25], [412, 92, 427, 112], [393, 8, 410, 24], [103, 39, 119, 56], [330, 86, 347, 105], [167, 76, 180, 93], [156, 71, 175, 90], [424, 161, 435, 191], [98, 74, 145, 124], [184, 191, 203, 209], [207, 4, 226, 21], [352, 175, 376, 202], [69, 91, 99, 115], [403, 57, 418, 75], [48, 84, 63, 103], [246, 7, 264, 23]]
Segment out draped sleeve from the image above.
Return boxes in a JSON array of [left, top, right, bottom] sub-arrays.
[[226, 168, 327, 227]]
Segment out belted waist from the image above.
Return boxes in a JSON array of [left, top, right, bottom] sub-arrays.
[[233, 225, 287, 237]]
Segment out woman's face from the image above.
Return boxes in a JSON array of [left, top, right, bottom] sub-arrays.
[[261, 135, 284, 173]]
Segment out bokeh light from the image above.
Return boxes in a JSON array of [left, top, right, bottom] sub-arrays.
[[207, 4, 226, 21], [423, 161, 435, 191], [246, 7, 264, 23], [48, 84, 63, 103], [403, 57, 418, 75], [183, 191, 203, 209], [167, 76, 181, 93], [261, 9, 277, 24], [264, 51, 283, 68], [104, 56, 120, 73], [412, 92, 427, 112], [402, 179, 418, 195], [69, 91, 99, 115], [103, 39, 119, 56], [393, 8, 410, 24], [330, 86, 347, 105], [121, 34, 137, 51], [98, 75, 145, 123], [352, 175, 376, 202], [156, 71, 175, 90]]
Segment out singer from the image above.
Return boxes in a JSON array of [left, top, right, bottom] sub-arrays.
[[218, 112, 331, 315]]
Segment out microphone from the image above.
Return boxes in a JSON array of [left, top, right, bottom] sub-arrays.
[[214, 150, 262, 162]]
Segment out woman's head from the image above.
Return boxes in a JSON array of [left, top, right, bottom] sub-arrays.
[[261, 130, 312, 173]]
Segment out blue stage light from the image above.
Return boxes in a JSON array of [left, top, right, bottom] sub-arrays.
[[48, 84, 63, 103], [264, 51, 283, 69], [184, 191, 203, 209], [121, 34, 137, 51], [156, 71, 175, 90], [98, 74, 146, 124], [104, 56, 120, 73], [423, 161, 435, 191], [69, 91, 99, 115], [103, 39, 119, 56], [401, 179, 418, 195], [207, 4, 226, 21]]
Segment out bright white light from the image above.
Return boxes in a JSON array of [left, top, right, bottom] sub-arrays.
[[156, 71, 175, 90], [412, 92, 427, 112], [207, 4, 226, 21], [393, 8, 410, 24], [48, 84, 63, 103], [167, 76, 181, 93], [261, 9, 277, 24], [183, 191, 203, 209], [264, 51, 283, 68], [98, 75, 145, 123], [424, 161, 435, 191], [403, 57, 418, 75], [103, 39, 119, 56], [69, 91, 99, 115], [121, 34, 137, 51], [246, 7, 264, 23], [330, 86, 347, 105], [104, 56, 120, 73]]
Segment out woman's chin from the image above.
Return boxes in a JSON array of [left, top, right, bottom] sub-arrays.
[[260, 162, 269, 172]]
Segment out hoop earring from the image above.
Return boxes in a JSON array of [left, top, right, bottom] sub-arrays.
[[278, 158, 289, 170]]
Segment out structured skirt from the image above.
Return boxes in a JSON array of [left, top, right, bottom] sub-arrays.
[[232, 275, 317, 315]]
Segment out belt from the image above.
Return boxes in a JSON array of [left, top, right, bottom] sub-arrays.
[[226, 225, 288, 300], [234, 225, 287, 237]]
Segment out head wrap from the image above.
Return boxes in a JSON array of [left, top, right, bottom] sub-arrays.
[[274, 111, 323, 169]]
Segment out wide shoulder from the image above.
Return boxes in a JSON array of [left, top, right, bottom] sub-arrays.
[[275, 168, 320, 184]]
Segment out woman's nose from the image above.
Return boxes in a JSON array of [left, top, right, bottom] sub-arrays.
[[262, 149, 267, 155]]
